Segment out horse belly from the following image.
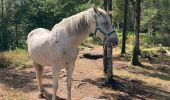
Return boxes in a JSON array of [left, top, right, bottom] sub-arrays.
[[30, 50, 50, 66], [29, 45, 65, 66]]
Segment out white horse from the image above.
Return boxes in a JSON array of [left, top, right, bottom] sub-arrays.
[[27, 7, 118, 100]]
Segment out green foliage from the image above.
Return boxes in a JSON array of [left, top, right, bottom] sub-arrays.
[[119, 31, 170, 50], [144, 35, 170, 47], [0, 0, 97, 51], [141, 0, 170, 34], [0, 0, 169, 51], [112, 0, 134, 30]]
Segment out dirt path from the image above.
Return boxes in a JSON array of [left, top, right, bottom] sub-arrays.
[[0, 46, 170, 100]]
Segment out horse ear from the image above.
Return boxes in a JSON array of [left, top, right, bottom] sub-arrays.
[[93, 7, 99, 14]]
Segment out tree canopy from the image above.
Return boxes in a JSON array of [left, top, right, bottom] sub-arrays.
[[0, 0, 169, 51]]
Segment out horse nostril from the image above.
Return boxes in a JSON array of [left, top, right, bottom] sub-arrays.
[[111, 39, 118, 47], [116, 40, 118, 45]]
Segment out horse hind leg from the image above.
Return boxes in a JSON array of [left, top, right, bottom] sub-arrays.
[[33, 62, 44, 98]]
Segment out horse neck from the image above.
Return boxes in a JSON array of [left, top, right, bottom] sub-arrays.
[[70, 31, 89, 47], [64, 11, 92, 46]]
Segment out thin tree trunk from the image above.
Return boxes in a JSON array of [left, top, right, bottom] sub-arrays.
[[107, 0, 113, 82], [106, 42, 113, 82], [121, 0, 128, 54], [131, 0, 141, 65], [103, 0, 108, 74], [15, 24, 18, 48], [108, 0, 112, 22], [103, 0, 108, 11], [0, 0, 4, 51], [103, 45, 108, 74], [103, 0, 113, 82]]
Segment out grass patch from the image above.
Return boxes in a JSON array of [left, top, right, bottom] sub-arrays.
[[6, 90, 26, 100], [0, 49, 31, 68], [0, 84, 27, 100]]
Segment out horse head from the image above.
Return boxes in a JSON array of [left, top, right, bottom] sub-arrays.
[[89, 7, 118, 47]]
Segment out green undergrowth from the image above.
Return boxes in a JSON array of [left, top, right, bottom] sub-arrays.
[[0, 48, 31, 68]]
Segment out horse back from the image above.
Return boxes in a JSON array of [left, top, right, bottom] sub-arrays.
[[27, 28, 50, 41]]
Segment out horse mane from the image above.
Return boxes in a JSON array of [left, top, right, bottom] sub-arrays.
[[52, 7, 111, 36], [52, 9, 92, 36]]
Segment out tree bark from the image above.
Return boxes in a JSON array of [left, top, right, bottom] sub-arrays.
[[15, 24, 18, 48], [131, 0, 141, 66], [103, 0, 108, 11], [0, 0, 4, 51], [103, 0, 113, 82], [121, 0, 128, 54], [107, 0, 113, 82], [103, 0, 108, 74], [106, 42, 113, 82], [108, 0, 112, 22], [103, 45, 108, 74]]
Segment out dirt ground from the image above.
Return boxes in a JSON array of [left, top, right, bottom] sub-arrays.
[[0, 46, 170, 100]]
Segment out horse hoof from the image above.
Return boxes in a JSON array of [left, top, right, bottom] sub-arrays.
[[38, 93, 44, 98]]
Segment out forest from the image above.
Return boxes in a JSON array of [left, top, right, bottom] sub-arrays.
[[0, 0, 170, 100], [0, 0, 169, 51]]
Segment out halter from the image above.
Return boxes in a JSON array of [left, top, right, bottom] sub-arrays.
[[94, 14, 115, 42]]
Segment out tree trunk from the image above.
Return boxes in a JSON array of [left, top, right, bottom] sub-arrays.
[[103, 0, 108, 11], [103, 45, 108, 74], [15, 24, 18, 48], [103, 0, 108, 74], [106, 42, 113, 82], [103, 0, 113, 83], [131, 0, 141, 66], [108, 0, 112, 22], [107, 0, 113, 82], [0, 0, 4, 51], [121, 0, 128, 54]]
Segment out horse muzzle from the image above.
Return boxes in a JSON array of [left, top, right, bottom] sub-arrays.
[[107, 38, 118, 47]]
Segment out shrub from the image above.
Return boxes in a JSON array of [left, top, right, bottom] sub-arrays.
[[143, 34, 170, 47]]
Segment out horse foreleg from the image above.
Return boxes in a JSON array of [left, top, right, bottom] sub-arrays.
[[52, 67, 59, 100], [33, 62, 44, 98], [66, 63, 75, 100]]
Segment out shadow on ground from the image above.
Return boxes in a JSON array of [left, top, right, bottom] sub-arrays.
[[0, 67, 36, 92], [138, 62, 170, 81], [82, 76, 170, 100], [117, 53, 170, 81]]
